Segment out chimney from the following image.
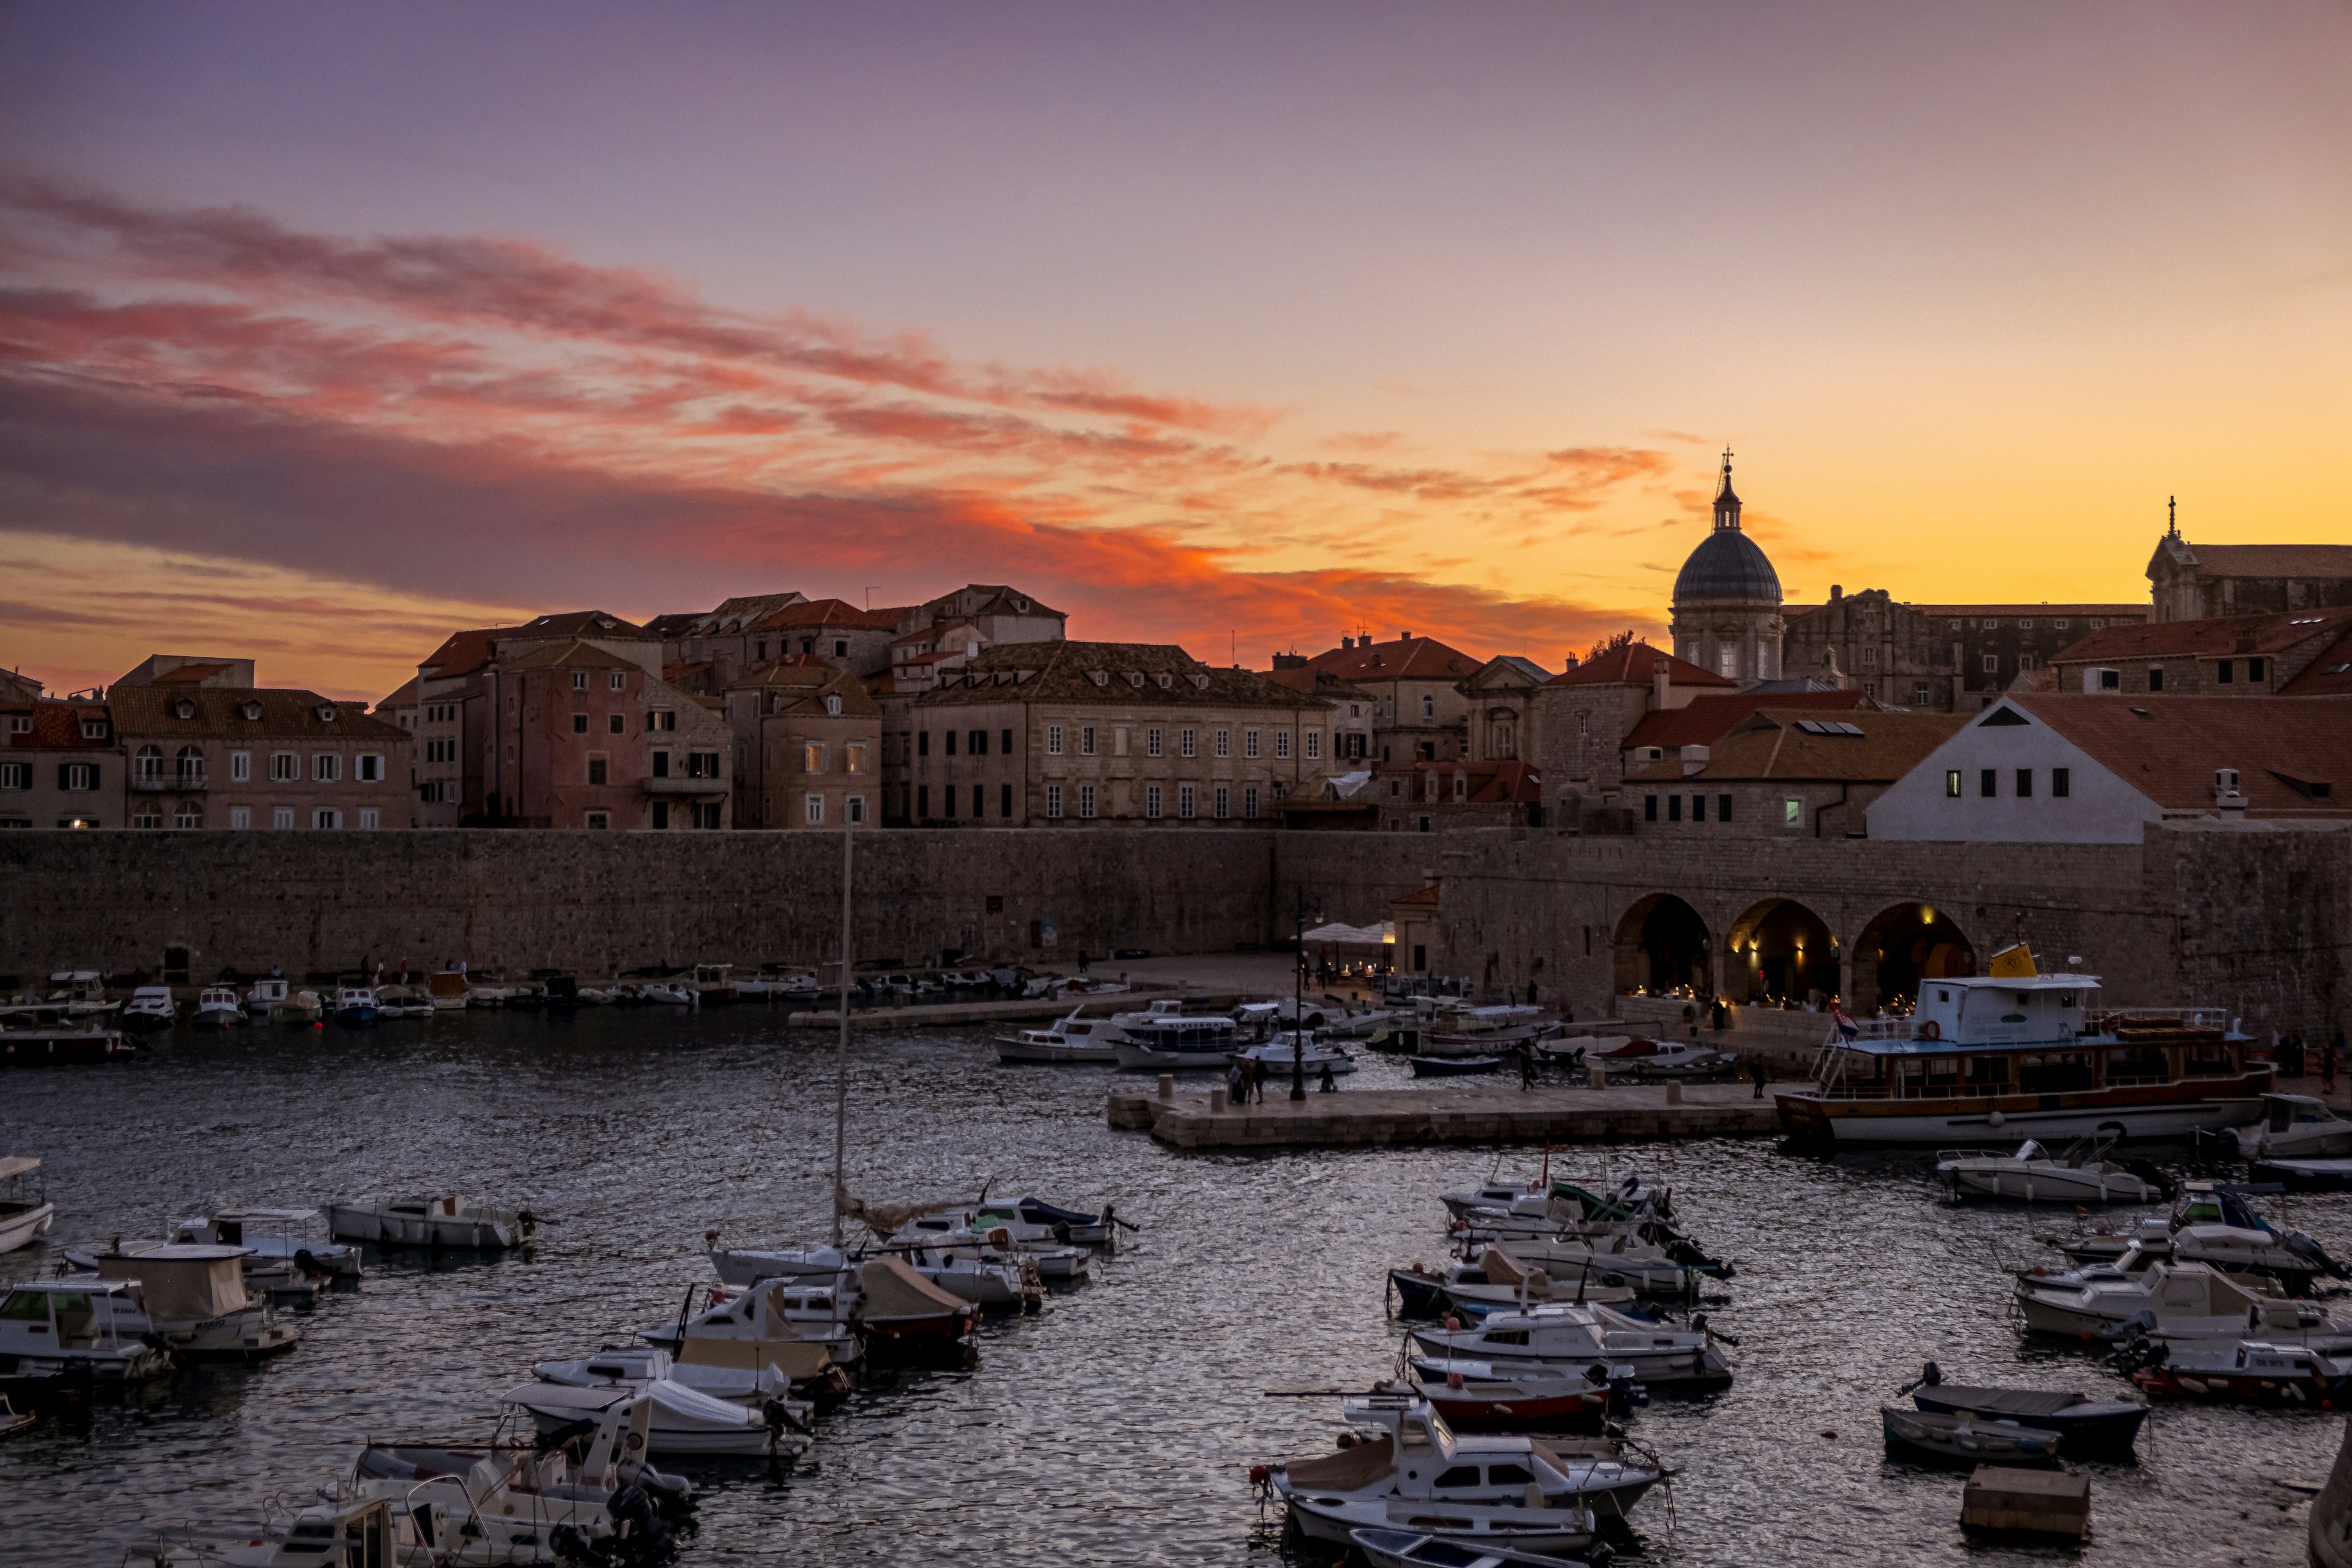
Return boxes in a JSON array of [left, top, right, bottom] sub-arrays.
[[1340, 636, 1353, 650], [1561, 652, 1580, 669], [1681, 744, 1709, 777], [1830, 584, 1843, 601], [1399, 630, 1412, 641], [2214, 767, 2247, 816], [1652, 657, 1670, 710]]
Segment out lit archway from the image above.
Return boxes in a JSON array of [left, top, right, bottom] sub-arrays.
[[1853, 902, 1976, 1013], [1613, 894, 1713, 998], [1727, 897, 1837, 1006]]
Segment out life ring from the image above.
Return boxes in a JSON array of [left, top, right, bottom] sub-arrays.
[[1919, 1020, 1941, 1041]]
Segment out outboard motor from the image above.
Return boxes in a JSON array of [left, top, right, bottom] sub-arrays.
[[549, 1524, 611, 1567], [605, 1482, 674, 1564], [2287, 1232, 2349, 1280]]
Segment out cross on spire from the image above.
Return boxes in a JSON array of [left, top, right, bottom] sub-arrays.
[[2168, 495, 2177, 538]]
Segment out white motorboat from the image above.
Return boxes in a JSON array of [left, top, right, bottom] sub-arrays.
[[961, 1202, 1091, 1279], [330, 986, 377, 1025], [994, 1007, 1119, 1064], [119, 986, 178, 1032], [241, 977, 289, 1018], [1937, 1133, 2164, 1204], [1265, 1395, 1644, 1551], [1234, 1031, 1356, 1076], [0, 1156, 55, 1254], [324, 1194, 534, 1250], [639, 1276, 861, 1372], [880, 1225, 1041, 1309], [1439, 1235, 1710, 1298], [1585, 1037, 1735, 1080], [371, 984, 432, 1019], [271, 989, 323, 1024], [1422, 1005, 1566, 1057], [1410, 1303, 1733, 1387], [2013, 1258, 2339, 1343], [129, 1493, 442, 1568], [1350, 1526, 1600, 1568], [2166, 1182, 2346, 1294], [425, 971, 470, 1011], [191, 987, 246, 1028], [173, 1207, 364, 1282], [0, 1278, 174, 1388], [2237, 1093, 2352, 1161], [707, 1241, 857, 1286], [539, 1343, 801, 1403], [74, 1242, 300, 1359], [1777, 956, 2267, 1144], [505, 1377, 810, 1460], [1111, 1000, 1242, 1069], [44, 970, 119, 1022]]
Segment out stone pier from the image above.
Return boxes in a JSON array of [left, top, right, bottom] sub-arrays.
[[1108, 1080, 1786, 1149]]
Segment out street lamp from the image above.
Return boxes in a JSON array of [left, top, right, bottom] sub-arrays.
[[1292, 887, 1322, 1101]]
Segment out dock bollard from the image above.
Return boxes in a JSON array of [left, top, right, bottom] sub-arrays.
[[1209, 1087, 1228, 1113], [1156, 1073, 1174, 1100], [1588, 1063, 1606, 1090], [1666, 1079, 1683, 1106]]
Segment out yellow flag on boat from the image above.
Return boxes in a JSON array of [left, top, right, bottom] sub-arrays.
[[1988, 941, 2038, 979]]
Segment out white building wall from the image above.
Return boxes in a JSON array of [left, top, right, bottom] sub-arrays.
[[1867, 699, 2164, 843]]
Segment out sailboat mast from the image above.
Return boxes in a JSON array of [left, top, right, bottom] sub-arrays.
[[832, 813, 853, 1246]]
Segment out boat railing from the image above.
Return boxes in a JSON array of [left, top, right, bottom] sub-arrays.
[[2095, 1006, 2231, 1032], [1819, 1018, 1912, 1047]]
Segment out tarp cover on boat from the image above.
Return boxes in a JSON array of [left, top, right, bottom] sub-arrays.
[[1480, 1248, 1551, 1292], [858, 1255, 967, 1319], [94, 1246, 249, 1319], [677, 1332, 831, 1381], [1927, 1385, 2097, 1418], [1281, 1434, 1393, 1490], [1016, 1198, 1099, 1227]]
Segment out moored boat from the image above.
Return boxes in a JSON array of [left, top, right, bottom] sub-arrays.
[[1111, 1001, 1241, 1069], [1411, 1054, 1504, 1078], [1938, 1131, 2167, 1204], [119, 986, 177, 1033], [323, 1194, 533, 1249], [1880, 1404, 2062, 1466], [994, 1007, 1118, 1064], [1903, 1365, 2147, 1458], [2122, 1338, 2352, 1406], [2236, 1093, 2352, 1161], [190, 987, 246, 1028], [1349, 1526, 1600, 1568], [330, 985, 377, 1025], [0, 1156, 55, 1254]]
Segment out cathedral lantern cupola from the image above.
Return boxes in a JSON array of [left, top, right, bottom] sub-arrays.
[[1669, 448, 1785, 688]]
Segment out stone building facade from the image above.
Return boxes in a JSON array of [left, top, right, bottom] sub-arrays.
[[1669, 454, 1784, 685], [724, 658, 883, 829], [1458, 656, 1553, 764], [480, 640, 730, 831], [2149, 518, 2352, 622], [107, 684, 409, 832], [1620, 708, 1966, 841], [1780, 589, 2148, 710], [1529, 642, 1733, 808], [2048, 606, 2352, 698], [895, 641, 1333, 827], [1, 690, 115, 831], [1298, 633, 1483, 763]]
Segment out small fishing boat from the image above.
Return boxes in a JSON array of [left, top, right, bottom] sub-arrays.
[[0, 1156, 55, 1254], [241, 977, 288, 1018], [1351, 1525, 1602, 1568], [425, 971, 470, 1010], [323, 1194, 533, 1250], [855, 1254, 979, 1350], [2122, 1338, 2352, 1407], [119, 986, 177, 1033], [639, 980, 698, 1006], [1380, 1370, 1621, 1434], [1012, 1196, 1118, 1246], [72, 1243, 301, 1359], [190, 987, 246, 1028], [1234, 1032, 1356, 1076], [2254, 1156, 2352, 1189], [1422, 1005, 1564, 1057], [0, 1279, 174, 1395], [692, 963, 741, 1004], [270, 989, 323, 1024], [371, 984, 432, 1019], [1412, 1303, 1733, 1388], [330, 986, 377, 1025], [1938, 1131, 2166, 1204], [1411, 1054, 1504, 1078], [2014, 1259, 2288, 1341], [2235, 1093, 2352, 1161], [1880, 1405, 2062, 1466], [126, 1493, 440, 1568], [1533, 1035, 1632, 1066], [995, 1007, 1118, 1064], [639, 1276, 861, 1373], [881, 1227, 1042, 1309], [1586, 1037, 1735, 1080], [171, 1207, 363, 1284], [962, 1203, 1092, 1279], [1902, 1365, 2147, 1458], [504, 1377, 810, 1459]]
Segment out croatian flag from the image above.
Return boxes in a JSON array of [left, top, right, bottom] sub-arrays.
[[1830, 1001, 1859, 1040]]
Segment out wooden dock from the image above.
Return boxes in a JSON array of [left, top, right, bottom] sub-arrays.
[[1107, 1080, 1787, 1149]]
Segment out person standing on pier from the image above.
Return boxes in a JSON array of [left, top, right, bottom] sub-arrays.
[[1518, 1044, 1536, 1091], [1749, 1056, 1769, 1099], [1317, 1060, 1336, 1093]]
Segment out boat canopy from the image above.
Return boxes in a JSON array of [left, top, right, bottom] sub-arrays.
[[858, 1255, 967, 1317], [0, 1156, 40, 1182], [92, 1246, 251, 1319]]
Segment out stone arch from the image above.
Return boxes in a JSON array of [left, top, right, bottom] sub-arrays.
[[1726, 897, 1838, 1006], [1613, 894, 1713, 998], [1852, 901, 1977, 1014]]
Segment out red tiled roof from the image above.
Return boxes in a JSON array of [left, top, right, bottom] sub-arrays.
[[2171, 543, 2352, 580], [1622, 689, 1872, 753], [374, 677, 418, 714], [1545, 641, 1732, 689], [2010, 695, 2352, 815], [2280, 630, 2352, 697], [5, 698, 113, 751], [756, 598, 899, 631], [1305, 635, 1482, 682], [418, 611, 652, 679], [1392, 881, 1442, 906], [1625, 709, 1966, 784], [662, 660, 714, 684], [1385, 759, 1544, 804], [2050, 605, 2352, 664]]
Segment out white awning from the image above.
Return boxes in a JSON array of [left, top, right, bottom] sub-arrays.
[[1301, 921, 1390, 947]]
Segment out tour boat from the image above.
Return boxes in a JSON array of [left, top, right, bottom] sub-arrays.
[[1776, 949, 2268, 1145], [191, 987, 246, 1028], [1112, 1002, 1242, 1069], [1349, 1526, 1601, 1568], [994, 1007, 1118, 1064], [1902, 1368, 2147, 1458], [504, 1377, 810, 1460], [1937, 1131, 2166, 1204], [1879, 1406, 2062, 1467], [119, 986, 178, 1033], [0, 1278, 174, 1395], [0, 1156, 55, 1254], [323, 1194, 534, 1250], [2126, 1339, 2352, 1407], [70, 1242, 301, 1359], [241, 977, 288, 1017], [330, 986, 378, 1025], [1411, 1303, 1733, 1388], [2236, 1093, 2352, 1161]]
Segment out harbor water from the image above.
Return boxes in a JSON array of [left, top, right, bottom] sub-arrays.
[[2, 1008, 2339, 1566]]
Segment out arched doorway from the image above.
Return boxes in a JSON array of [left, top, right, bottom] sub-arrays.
[[1727, 898, 1836, 1006], [1613, 894, 1712, 998], [1853, 902, 1976, 1014]]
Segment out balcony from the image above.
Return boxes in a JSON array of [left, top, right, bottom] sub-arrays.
[[643, 775, 727, 796], [131, 773, 209, 792]]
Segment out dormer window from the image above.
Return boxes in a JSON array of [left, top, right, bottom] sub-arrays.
[[240, 701, 262, 722], [824, 695, 842, 716], [1157, 673, 1173, 689], [317, 704, 337, 722], [173, 699, 195, 720], [1090, 671, 1109, 687], [1129, 673, 1145, 688], [1192, 674, 1210, 690]]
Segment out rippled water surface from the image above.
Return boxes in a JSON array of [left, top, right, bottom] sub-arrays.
[[2, 1009, 2341, 1566]]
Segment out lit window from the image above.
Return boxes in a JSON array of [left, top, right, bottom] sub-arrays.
[[1783, 799, 1800, 826], [804, 742, 828, 773], [846, 743, 867, 774], [1945, 769, 1961, 798]]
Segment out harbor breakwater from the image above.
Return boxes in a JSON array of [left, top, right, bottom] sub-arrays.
[[2, 819, 2345, 1038]]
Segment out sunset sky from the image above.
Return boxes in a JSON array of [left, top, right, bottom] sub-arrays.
[[3, 3, 2346, 701]]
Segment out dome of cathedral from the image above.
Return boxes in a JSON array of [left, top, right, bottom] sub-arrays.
[[1673, 526, 1782, 605]]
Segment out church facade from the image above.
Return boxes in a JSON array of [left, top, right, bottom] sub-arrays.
[[1668, 453, 1785, 685]]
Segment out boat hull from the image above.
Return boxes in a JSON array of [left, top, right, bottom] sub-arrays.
[[1779, 1077, 2268, 1145], [1409, 1055, 1502, 1077], [2133, 1363, 2352, 1407], [993, 1038, 1117, 1063], [1881, 1406, 2061, 1466], [1114, 1043, 1231, 1070], [1942, 1166, 2158, 1203], [1284, 1494, 1597, 1554], [1910, 1390, 2147, 1458], [0, 1202, 56, 1254]]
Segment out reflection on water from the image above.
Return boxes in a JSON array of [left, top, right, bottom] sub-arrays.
[[1, 1008, 2340, 1565]]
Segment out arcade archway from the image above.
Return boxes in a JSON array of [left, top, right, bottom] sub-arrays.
[[1614, 894, 1713, 998], [1727, 897, 1837, 1006], [1853, 902, 1977, 1013]]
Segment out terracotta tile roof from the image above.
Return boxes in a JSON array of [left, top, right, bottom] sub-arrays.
[[420, 613, 654, 679], [1305, 635, 1483, 682], [1625, 707, 1966, 783], [107, 686, 404, 742], [1545, 641, 1733, 689], [1265, 666, 1374, 699], [1787, 601, 2147, 621], [1386, 759, 1544, 804], [2280, 630, 2352, 697], [2011, 694, 2352, 816], [1623, 689, 1873, 753], [916, 641, 1331, 711], [374, 677, 419, 714], [1392, 881, 1443, 906], [2050, 605, 2352, 664], [5, 698, 113, 751], [725, 656, 882, 716], [756, 598, 902, 632], [662, 659, 714, 685], [498, 640, 641, 674], [2171, 543, 2352, 580], [418, 627, 499, 679]]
